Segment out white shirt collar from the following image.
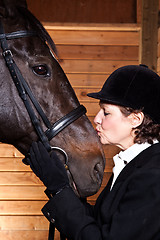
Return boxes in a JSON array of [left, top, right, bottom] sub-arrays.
[[110, 140, 158, 190], [117, 141, 157, 165]]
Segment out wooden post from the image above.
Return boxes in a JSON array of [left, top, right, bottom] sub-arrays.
[[139, 0, 159, 71], [136, 0, 142, 24]]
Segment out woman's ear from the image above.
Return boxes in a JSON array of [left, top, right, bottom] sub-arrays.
[[128, 112, 144, 128]]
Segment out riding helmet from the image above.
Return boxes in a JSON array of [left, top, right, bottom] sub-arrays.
[[87, 64, 160, 124]]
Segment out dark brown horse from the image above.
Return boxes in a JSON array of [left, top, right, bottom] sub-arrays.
[[0, 0, 105, 198]]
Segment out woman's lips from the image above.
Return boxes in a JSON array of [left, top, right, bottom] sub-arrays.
[[96, 129, 100, 134]]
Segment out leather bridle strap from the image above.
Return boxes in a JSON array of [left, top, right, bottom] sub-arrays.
[[0, 30, 37, 40], [45, 105, 86, 140], [0, 20, 87, 152]]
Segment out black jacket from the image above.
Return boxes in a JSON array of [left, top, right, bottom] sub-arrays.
[[42, 143, 160, 240]]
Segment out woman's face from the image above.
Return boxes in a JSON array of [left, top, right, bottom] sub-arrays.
[[94, 103, 136, 150]]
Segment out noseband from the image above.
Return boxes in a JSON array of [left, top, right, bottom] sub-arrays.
[[0, 20, 86, 162]]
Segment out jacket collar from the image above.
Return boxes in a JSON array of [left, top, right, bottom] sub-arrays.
[[113, 142, 160, 186], [111, 141, 158, 189]]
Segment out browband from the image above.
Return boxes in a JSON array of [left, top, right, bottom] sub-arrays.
[[0, 30, 37, 40]]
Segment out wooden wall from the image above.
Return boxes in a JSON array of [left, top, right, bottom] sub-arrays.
[[27, 0, 137, 23], [0, 23, 140, 239]]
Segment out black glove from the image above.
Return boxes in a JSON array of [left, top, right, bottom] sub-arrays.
[[29, 142, 69, 195]]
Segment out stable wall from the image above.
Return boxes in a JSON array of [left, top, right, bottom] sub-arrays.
[[27, 0, 138, 23], [0, 23, 140, 239]]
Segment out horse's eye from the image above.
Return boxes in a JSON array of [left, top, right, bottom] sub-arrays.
[[32, 65, 50, 77]]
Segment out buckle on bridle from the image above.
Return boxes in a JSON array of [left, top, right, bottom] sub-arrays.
[[3, 49, 13, 57]]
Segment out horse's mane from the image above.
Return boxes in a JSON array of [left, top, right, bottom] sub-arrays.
[[17, 6, 58, 56]]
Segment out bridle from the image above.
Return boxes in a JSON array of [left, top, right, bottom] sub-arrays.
[[0, 20, 86, 164]]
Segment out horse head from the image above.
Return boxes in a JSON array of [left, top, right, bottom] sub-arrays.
[[0, 0, 105, 198]]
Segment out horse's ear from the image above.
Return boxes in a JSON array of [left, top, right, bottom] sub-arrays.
[[0, 0, 27, 18]]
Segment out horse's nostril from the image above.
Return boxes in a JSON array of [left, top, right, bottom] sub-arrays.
[[94, 163, 103, 183]]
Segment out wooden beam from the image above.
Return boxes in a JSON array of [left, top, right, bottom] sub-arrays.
[[139, 0, 159, 71], [137, 0, 142, 24]]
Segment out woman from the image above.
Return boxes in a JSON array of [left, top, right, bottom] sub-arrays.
[[29, 65, 160, 240]]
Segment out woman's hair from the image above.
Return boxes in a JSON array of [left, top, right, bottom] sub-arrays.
[[119, 106, 160, 144]]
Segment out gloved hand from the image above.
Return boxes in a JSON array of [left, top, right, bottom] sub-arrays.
[[29, 141, 69, 195]]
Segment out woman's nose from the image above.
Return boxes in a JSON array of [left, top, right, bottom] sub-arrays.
[[94, 110, 102, 125]]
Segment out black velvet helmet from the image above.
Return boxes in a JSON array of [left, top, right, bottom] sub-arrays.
[[87, 65, 160, 123]]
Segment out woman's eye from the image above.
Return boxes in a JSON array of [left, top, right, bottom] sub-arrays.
[[32, 65, 50, 77], [104, 111, 109, 116]]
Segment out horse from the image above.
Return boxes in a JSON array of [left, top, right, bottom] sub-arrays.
[[0, 0, 105, 199]]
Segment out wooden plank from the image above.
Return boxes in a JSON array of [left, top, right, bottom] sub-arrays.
[[88, 116, 97, 127], [101, 172, 114, 185], [0, 201, 46, 215], [0, 157, 28, 171], [105, 158, 114, 172], [60, 59, 138, 74], [74, 88, 100, 102], [84, 102, 103, 116], [0, 216, 48, 230], [45, 23, 140, 31], [103, 145, 120, 158], [57, 45, 139, 60], [0, 172, 41, 185], [0, 186, 47, 200], [47, 30, 140, 46], [0, 230, 59, 240], [85, 103, 100, 116], [67, 73, 108, 87], [0, 144, 23, 157]]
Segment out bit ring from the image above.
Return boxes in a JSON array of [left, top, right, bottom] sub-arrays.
[[51, 146, 69, 170]]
